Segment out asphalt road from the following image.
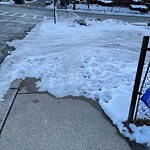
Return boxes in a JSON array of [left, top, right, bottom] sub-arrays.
[[0, 4, 54, 63]]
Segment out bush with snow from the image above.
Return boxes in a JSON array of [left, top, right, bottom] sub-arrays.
[[129, 4, 148, 13]]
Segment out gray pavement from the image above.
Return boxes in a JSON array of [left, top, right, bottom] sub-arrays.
[[0, 93, 131, 150], [0, 78, 148, 150], [0, 78, 132, 150]]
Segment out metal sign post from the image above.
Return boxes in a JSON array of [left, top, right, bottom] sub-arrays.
[[53, 0, 57, 24]]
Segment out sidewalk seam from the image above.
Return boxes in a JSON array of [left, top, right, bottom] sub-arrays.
[[0, 79, 22, 137]]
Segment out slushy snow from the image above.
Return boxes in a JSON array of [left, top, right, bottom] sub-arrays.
[[0, 18, 150, 145]]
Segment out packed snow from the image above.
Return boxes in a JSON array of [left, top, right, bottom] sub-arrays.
[[0, 18, 150, 145]]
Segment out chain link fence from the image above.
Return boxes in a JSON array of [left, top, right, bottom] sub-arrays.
[[126, 36, 150, 127], [134, 61, 150, 126]]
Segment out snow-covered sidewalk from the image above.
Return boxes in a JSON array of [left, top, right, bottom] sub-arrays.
[[0, 19, 150, 145]]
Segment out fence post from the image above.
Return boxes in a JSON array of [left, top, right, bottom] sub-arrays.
[[125, 36, 149, 127]]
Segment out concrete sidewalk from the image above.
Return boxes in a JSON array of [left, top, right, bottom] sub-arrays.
[[0, 1, 149, 149], [0, 78, 147, 150]]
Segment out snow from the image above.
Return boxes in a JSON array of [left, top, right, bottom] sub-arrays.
[[97, 0, 113, 3], [1, 18, 150, 145], [0, 0, 37, 4], [25, 0, 37, 4], [130, 4, 148, 9], [47, 4, 150, 16], [132, 0, 142, 2], [0, 0, 14, 5]]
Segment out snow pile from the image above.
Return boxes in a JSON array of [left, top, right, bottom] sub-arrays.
[[132, 0, 142, 2], [1, 19, 150, 145], [130, 4, 148, 9], [25, 0, 37, 4], [0, 0, 14, 5], [98, 0, 113, 3]]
